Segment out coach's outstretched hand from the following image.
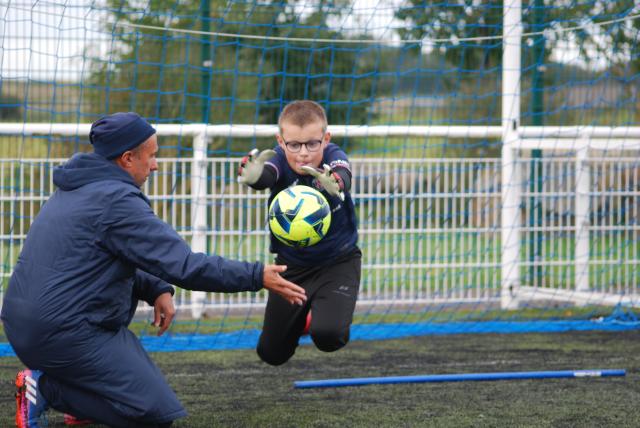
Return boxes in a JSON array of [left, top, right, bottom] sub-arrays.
[[301, 164, 345, 201], [263, 264, 306, 306], [238, 148, 276, 185]]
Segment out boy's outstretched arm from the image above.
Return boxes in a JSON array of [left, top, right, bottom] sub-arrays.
[[301, 164, 350, 201], [238, 148, 276, 187]]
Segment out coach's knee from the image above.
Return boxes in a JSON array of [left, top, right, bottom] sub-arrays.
[[311, 327, 350, 353]]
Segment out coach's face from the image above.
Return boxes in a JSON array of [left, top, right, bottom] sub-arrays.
[[118, 134, 159, 187], [277, 120, 330, 175]]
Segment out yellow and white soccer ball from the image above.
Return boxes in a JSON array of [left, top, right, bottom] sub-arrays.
[[268, 185, 331, 247]]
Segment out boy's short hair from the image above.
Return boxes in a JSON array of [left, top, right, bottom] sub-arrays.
[[278, 100, 328, 132]]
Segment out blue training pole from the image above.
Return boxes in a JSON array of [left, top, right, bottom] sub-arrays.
[[294, 369, 626, 389]]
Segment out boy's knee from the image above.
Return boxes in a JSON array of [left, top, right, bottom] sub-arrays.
[[311, 327, 350, 352], [256, 344, 293, 366]]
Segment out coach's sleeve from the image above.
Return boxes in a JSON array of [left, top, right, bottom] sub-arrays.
[[134, 270, 175, 306], [100, 191, 264, 293]]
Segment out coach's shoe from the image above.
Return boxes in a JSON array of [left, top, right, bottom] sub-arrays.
[[64, 413, 93, 426], [302, 311, 312, 335], [15, 369, 48, 428]]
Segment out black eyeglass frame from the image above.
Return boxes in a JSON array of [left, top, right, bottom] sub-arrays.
[[282, 133, 326, 153]]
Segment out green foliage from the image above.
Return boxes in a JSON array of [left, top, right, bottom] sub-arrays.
[[3, 1, 637, 158], [396, 1, 504, 71], [395, 1, 639, 73], [395, 1, 640, 131], [87, 0, 376, 144]]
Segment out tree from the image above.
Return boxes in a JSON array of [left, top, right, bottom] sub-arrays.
[[396, 1, 639, 73], [87, 0, 376, 132], [395, 0, 640, 131]]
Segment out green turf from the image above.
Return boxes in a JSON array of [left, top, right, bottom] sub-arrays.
[[1, 330, 638, 427]]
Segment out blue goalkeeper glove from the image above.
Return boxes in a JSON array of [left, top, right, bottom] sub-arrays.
[[301, 164, 345, 201], [237, 148, 276, 185]]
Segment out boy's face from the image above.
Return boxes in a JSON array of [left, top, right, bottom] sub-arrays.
[[277, 120, 330, 175]]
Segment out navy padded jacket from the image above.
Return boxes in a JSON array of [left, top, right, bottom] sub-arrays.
[[2, 153, 263, 333]]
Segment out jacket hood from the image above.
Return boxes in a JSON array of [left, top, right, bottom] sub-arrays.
[[53, 152, 138, 191]]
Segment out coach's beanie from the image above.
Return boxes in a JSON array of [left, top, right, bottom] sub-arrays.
[[90, 112, 156, 159]]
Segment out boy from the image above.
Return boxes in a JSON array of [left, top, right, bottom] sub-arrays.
[[238, 100, 361, 365]]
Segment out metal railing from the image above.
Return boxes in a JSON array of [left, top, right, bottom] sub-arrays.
[[2, 154, 640, 316]]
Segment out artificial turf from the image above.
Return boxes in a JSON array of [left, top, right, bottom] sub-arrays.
[[1, 330, 638, 427]]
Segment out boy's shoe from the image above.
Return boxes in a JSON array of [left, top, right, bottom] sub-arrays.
[[64, 413, 93, 426], [15, 369, 48, 428], [302, 311, 312, 335]]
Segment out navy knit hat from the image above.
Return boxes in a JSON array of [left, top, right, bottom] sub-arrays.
[[90, 112, 156, 159]]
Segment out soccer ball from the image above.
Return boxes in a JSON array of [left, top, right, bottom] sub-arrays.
[[268, 185, 331, 247]]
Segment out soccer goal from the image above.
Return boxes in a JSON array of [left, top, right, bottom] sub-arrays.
[[1, 1, 639, 351]]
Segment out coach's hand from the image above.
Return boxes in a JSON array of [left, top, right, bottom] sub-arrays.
[[153, 292, 175, 336], [263, 264, 306, 306], [301, 164, 345, 201], [237, 148, 276, 185]]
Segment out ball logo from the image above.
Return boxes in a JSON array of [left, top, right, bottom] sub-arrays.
[[269, 185, 332, 248]]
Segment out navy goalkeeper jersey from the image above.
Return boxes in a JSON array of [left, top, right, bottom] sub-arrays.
[[265, 144, 358, 267]]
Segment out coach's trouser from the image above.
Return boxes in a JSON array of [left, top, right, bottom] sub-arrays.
[[6, 292, 186, 427], [257, 247, 361, 366]]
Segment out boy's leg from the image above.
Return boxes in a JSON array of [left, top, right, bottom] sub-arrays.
[[257, 249, 361, 364], [257, 291, 308, 365], [309, 250, 361, 352]]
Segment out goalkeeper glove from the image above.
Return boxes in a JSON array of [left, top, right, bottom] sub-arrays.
[[301, 164, 345, 201], [237, 148, 276, 185]]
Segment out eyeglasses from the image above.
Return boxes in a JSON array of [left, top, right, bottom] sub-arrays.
[[284, 138, 323, 153]]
